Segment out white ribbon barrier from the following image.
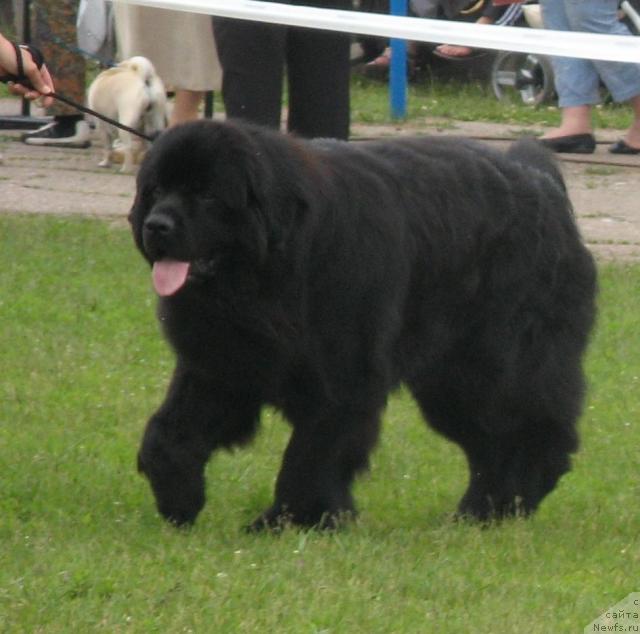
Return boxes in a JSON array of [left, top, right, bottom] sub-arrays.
[[113, 0, 640, 63]]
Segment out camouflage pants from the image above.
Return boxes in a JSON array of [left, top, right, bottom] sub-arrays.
[[31, 0, 85, 115]]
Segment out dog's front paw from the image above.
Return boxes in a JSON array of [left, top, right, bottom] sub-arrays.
[[137, 450, 206, 527], [246, 506, 294, 533], [246, 504, 355, 533]]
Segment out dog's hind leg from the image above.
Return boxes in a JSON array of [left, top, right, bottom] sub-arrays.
[[96, 123, 112, 168], [118, 102, 144, 173], [408, 356, 584, 522], [452, 419, 577, 521], [137, 365, 261, 526], [116, 129, 135, 173], [249, 403, 383, 531]]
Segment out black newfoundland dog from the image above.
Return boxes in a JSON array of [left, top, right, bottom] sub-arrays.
[[129, 120, 596, 529]]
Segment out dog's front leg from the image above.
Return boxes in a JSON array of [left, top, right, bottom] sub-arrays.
[[250, 403, 383, 531], [137, 364, 261, 526]]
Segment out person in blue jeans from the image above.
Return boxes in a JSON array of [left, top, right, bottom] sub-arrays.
[[539, 0, 640, 154]]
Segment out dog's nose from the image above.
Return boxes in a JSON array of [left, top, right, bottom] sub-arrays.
[[144, 213, 175, 236]]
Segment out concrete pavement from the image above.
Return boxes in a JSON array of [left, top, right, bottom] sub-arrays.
[[2, 97, 640, 260]]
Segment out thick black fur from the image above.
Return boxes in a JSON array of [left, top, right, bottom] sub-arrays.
[[129, 120, 597, 529]]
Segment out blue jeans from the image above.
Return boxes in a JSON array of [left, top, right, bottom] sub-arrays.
[[540, 0, 640, 107]]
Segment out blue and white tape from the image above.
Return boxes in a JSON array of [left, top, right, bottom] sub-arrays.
[[113, 0, 640, 63]]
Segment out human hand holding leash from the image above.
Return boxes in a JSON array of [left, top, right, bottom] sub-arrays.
[[0, 36, 153, 143], [0, 33, 54, 106]]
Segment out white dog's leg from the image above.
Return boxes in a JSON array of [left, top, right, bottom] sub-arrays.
[[96, 124, 112, 168], [117, 130, 134, 174], [119, 102, 144, 174]]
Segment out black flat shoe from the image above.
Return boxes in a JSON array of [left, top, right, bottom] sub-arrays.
[[609, 139, 640, 155], [539, 133, 596, 154]]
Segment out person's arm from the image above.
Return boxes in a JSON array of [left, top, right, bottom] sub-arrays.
[[0, 33, 54, 105], [481, 4, 507, 22]]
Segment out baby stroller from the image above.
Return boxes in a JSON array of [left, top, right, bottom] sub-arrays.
[[357, 1, 640, 105]]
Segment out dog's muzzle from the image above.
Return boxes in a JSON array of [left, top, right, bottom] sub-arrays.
[[143, 212, 176, 259]]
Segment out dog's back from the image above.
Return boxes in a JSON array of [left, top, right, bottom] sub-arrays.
[[88, 56, 165, 119], [506, 137, 567, 192], [124, 56, 157, 84]]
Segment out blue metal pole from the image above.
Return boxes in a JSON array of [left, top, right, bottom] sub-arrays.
[[390, 0, 408, 120]]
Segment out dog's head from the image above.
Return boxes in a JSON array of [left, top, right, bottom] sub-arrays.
[[129, 120, 278, 297]]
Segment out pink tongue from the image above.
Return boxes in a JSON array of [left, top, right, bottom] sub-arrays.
[[152, 260, 190, 296]]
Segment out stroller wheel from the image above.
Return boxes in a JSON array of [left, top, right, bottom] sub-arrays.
[[491, 51, 555, 106]]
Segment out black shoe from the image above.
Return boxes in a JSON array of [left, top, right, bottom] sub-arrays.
[[22, 119, 91, 148], [539, 133, 596, 154], [609, 139, 640, 155]]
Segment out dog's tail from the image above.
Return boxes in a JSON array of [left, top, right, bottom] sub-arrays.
[[127, 56, 158, 86], [506, 137, 567, 192]]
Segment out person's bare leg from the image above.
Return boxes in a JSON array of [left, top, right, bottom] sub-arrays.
[[541, 105, 593, 139], [434, 16, 492, 58], [622, 94, 640, 149], [434, 44, 474, 58], [170, 90, 204, 126]]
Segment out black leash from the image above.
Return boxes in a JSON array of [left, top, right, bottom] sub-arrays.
[[47, 90, 154, 142], [0, 43, 154, 142]]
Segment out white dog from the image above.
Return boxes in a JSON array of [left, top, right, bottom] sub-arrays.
[[88, 56, 167, 173]]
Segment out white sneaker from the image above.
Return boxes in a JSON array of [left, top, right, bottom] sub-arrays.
[[22, 119, 91, 148]]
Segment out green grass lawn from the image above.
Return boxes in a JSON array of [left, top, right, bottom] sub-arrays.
[[349, 74, 638, 131], [0, 214, 638, 633]]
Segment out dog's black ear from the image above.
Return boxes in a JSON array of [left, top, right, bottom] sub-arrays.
[[239, 201, 270, 265], [214, 138, 271, 213], [128, 192, 147, 257], [212, 135, 274, 264]]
